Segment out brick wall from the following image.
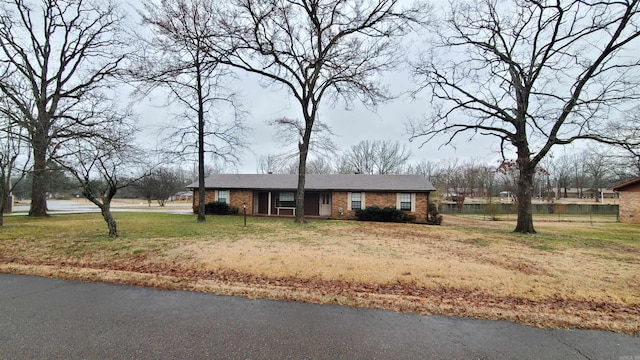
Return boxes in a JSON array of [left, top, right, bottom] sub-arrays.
[[331, 191, 350, 218], [330, 191, 429, 221], [366, 192, 396, 209], [229, 190, 253, 214], [414, 192, 429, 222], [192, 190, 217, 209], [619, 191, 640, 224], [192, 190, 253, 213]]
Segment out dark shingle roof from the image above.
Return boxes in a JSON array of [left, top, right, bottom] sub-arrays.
[[610, 177, 640, 191], [187, 174, 435, 192]]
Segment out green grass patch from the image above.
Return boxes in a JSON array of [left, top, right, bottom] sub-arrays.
[[530, 244, 556, 252]]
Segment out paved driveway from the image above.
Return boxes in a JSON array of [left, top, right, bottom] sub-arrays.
[[0, 274, 638, 359]]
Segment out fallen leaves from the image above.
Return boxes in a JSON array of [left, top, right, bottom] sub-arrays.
[[1, 256, 638, 334]]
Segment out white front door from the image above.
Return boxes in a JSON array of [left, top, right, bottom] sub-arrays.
[[319, 193, 331, 216]]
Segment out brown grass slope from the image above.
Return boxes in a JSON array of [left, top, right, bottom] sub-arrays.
[[0, 213, 638, 334]]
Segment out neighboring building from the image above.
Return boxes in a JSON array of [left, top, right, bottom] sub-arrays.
[[170, 191, 193, 202], [555, 187, 616, 199], [610, 177, 640, 224], [187, 174, 436, 222]]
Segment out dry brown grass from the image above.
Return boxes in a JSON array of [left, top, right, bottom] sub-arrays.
[[1, 213, 638, 334]]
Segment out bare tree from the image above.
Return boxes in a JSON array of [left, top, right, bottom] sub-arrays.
[[269, 117, 338, 168], [341, 140, 412, 174], [410, 0, 640, 233], [475, 164, 496, 200], [153, 168, 184, 206], [607, 106, 640, 177], [0, 101, 30, 226], [569, 151, 589, 199], [305, 156, 335, 174], [211, 0, 428, 223], [549, 153, 574, 199], [497, 159, 549, 203], [134, 0, 248, 222], [406, 159, 445, 210], [136, 167, 183, 206], [374, 140, 412, 174], [583, 148, 614, 201], [0, 0, 130, 216], [339, 140, 375, 174], [430, 158, 460, 203], [56, 122, 143, 238], [257, 154, 287, 174]]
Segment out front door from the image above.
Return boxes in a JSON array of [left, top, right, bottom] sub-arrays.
[[319, 193, 331, 216], [257, 192, 269, 214]]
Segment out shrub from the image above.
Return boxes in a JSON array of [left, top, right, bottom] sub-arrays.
[[428, 202, 438, 214], [354, 206, 415, 223], [193, 201, 239, 215], [485, 203, 500, 221]]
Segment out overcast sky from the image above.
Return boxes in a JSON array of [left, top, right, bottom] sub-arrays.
[[130, 1, 609, 175], [135, 54, 506, 174], [125, 0, 515, 175]]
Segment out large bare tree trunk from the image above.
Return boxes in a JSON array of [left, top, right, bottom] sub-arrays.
[[30, 133, 49, 217], [295, 138, 310, 224], [514, 159, 536, 234], [0, 201, 5, 227], [197, 67, 206, 223]]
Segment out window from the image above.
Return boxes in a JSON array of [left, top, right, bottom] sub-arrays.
[[217, 190, 228, 204], [400, 193, 411, 211], [351, 192, 362, 210], [277, 192, 295, 207]]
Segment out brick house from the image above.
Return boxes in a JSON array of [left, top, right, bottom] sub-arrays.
[[188, 174, 436, 221], [610, 177, 640, 224]]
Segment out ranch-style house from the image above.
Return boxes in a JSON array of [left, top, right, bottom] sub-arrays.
[[188, 173, 436, 221]]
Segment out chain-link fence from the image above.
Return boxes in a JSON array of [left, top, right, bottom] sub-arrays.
[[437, 203, 619, 222]]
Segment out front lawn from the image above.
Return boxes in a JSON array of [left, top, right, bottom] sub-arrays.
[[1, 212, 638, 334]]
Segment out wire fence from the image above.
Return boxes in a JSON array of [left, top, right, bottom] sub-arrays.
[[438, 203, 619, 222]]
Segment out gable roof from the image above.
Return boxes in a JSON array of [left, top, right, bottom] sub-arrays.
[[610, 177, 640, 191], [187, 174, 436, 192]]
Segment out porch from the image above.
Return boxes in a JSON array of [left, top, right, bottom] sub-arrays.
[[254, 191, 332, 217]]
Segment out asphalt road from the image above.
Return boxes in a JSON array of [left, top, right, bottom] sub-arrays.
[[1, 274, 638, 359]]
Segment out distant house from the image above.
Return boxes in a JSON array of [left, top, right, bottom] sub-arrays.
[[555, 187, 616, 199], [187, 174, 436, 221], [610, 177, 640, 224], [170, 191, 193, 202]]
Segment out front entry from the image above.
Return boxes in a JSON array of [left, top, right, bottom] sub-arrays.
[[319, 193, 331, 216], [256, 192, 270, 215]]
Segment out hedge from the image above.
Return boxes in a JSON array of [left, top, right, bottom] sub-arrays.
[[193, 201, 239, 215], [354, 206, 416, 223]]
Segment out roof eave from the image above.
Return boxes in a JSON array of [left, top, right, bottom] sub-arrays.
[[610, 177, 640, 191]]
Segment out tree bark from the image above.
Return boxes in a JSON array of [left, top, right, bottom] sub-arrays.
[[295, 140, 309, 224], [101, 205, 118, 238], [294, 122, 313, 224], [30, 132, 49, 217], [514, 159, 536, 234], [196, 63, 206, 223]]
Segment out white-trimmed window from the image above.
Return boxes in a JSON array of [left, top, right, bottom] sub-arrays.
[[351, 192, 362, 210], [277, 192, 295, 207], [217, 190, 228, 204], [347, 192, 365, 210], [399, 193, 412, 211]]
